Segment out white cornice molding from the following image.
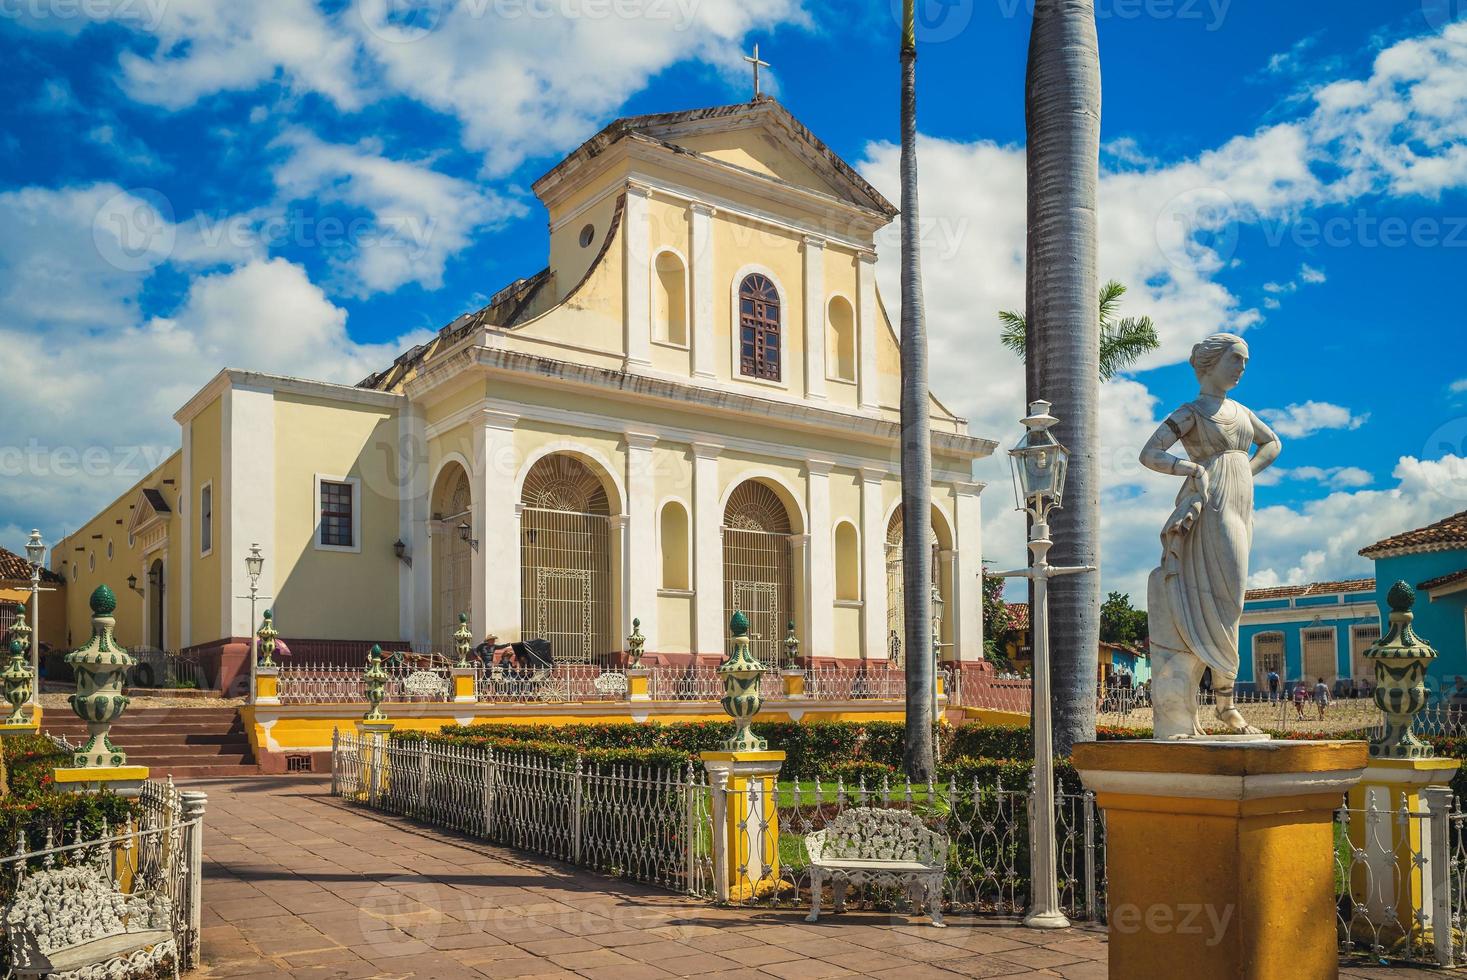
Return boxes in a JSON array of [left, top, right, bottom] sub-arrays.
[[1240, 603, 1380, 628], [173, 368, 402, 425], [625, 431, 659, 450], [407, 346, 997, 463], [690, 441, 723, 460], [1077, 766, 1366, 803]]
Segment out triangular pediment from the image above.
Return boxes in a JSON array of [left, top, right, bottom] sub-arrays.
[[127, 487, 173, 538], [535, 98, 898, 219]]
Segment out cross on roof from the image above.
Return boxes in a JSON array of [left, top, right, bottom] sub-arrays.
[[743, 43, 771, 99]]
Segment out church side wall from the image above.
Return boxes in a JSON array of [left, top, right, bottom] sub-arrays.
[[187, 398, 223, 647]]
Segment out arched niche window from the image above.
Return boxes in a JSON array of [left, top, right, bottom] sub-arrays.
[[833, 521, 860, 601], [827, 296, 856, 382], [738, 274, 781, 382], [654, 251, 688, 346], [660, 501, 691, 590]]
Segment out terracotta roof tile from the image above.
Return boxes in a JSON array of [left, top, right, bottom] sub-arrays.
[[1360, 509, 1467, 558], [0, 546, 64, 586], [1244, 578, 1376, 601], [1420, 568, 1467, 593], [1006, 602, 1030, 629]]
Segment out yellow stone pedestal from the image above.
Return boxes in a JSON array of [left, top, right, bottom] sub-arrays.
[[451, 667, 478, 703], [1346, 756, 1460, 939], [52, 765, 151, 797], [255, 667, 280, 705], [0, 719, 40, 739], [627, 667, 651, 703], [702, 750, 786, 902], [1074, 739, 1368, 980], [780, 669, 806, 699]]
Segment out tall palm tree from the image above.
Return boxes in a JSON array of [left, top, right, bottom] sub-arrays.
[[1025, 0, 1102, 757], [999, 280, 1158, 381], [899, 0, 934, 780]]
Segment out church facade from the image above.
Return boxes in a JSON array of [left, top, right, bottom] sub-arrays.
[[52, 98, 996, 685]]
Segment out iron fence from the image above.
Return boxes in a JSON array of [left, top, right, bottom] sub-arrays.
[[277, 662, 454, 704], [475, 664, 627, 703], [332, 730, 709, 894], [0, 777, 206, 972], [647, 664, 780, 702]]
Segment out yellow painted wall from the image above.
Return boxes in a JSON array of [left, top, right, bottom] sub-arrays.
[[833, 604, 862, 658], [188, 398, 223, 645], [549, 190, 620, 305], [674, 131, 843, 197], [51, 451, 182, 652], [656, 593, 692, 651], [271, 394, 401, 641]]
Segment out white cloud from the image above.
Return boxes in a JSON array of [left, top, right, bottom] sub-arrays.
[[1263, 281, 1297, 294], [1287, 466, 1374, 489], [1259, 401, 1370, 439], [1300, 263, 1328, 284], [1450, 378, 1467, 394], [0, 185, 429, 545], [270, 130, 526, 294]]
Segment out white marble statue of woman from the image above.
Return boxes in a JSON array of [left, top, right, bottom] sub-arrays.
[[1139, 333, 1282, 740]]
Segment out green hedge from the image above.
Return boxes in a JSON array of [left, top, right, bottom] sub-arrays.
[[1, 734, 138, 843]]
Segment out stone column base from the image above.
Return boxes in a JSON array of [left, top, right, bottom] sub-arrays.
[[53, 765, 151, 797], [1074, 739, 1367, 980], [702, 750, 787, 903]]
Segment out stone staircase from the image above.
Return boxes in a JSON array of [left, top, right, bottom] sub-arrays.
[[40, 706, 260, 779]]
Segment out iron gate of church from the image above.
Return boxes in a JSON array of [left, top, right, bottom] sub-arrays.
[[885, 511, 940, 668], [520, 507, 611, 664], [722, 528, 791, 666]]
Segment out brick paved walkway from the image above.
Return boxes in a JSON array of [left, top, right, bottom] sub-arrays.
[[187, 777, 1445, 979]]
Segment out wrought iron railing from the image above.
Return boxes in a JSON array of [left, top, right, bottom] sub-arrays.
[[0, 777, 206, 972], [474, 664, 627, 703], [276, 663, 454, 704]]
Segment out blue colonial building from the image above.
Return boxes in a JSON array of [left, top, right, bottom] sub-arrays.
[[1237, 579, 1381, 694], [1360, 507, 1467, 685]]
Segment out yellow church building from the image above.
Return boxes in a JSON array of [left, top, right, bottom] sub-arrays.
[[52, 97, 996, 694]]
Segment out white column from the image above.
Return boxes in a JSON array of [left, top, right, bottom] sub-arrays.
[[690, 203, 717, 380], [802, 237, 827, 400], [625, 432, 659, 650], [475, 410, 520, 641], [692, 441, 723, 656], [224, 384, 275, 638], [857, 251, 880, 412], [859, 467, 888, 661], [623, 181, 653, 370], [788, 533, 811, 663], [805, 460, 835, 659], [954, 481, 985, 663], [610, 514, 630, 655]]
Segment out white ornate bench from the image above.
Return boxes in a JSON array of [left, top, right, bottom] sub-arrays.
[[3, 863, 178, 979], [805, 807, 948, 926]]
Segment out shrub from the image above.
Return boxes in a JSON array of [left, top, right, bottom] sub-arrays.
[[827, 760, 902, 788]]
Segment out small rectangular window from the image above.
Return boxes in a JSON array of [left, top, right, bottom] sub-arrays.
[[200, 484, 213, 555], [320, 480, 355, 548]]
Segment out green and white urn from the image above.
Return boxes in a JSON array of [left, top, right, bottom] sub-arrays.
[[65, 585, 136, 768], [363, 644, 389, 722], [257, 609, 279, 668], [719, 611, 768, 752], [1365, 581, 1437, 760], [453, 613, 473, 669], [3, 605, 33, 725]]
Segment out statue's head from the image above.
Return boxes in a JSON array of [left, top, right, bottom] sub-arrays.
[[1190, 333, 1249, 392]]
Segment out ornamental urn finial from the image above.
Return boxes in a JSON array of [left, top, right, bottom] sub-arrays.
[[626, 618, 646, 669], [2, 636, 32, 726], [64, 584, 136, 768], [363, 644, 389, 722], [782, 620, 800, 669], [453, 613, 473, 669], [718, 610, 768, 752], [256, 609, 278, 669], [1365, 581, 1438, 759]]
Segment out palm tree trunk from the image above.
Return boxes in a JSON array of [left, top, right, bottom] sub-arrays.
[[1025, 0, 1101, 757], [899, 0, 934, 781]]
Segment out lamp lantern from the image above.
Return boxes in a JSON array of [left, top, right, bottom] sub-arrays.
[[1008, 400, 1070, 520], [245, 543, 264, 587], [24, 529, 44, 569]]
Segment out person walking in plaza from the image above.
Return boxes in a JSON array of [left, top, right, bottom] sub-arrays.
[[1293, 681, 1308, 720], [1313, 676, 1330, 721], [1267, 668, 1280, 702]]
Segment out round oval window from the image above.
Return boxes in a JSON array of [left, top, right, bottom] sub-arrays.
[[579, 224, 595, 248]]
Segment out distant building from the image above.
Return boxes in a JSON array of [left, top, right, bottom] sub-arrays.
[[1003, 600, 1149, 687], [0, 546, 66, 650], [1237, 579, 1380, 692], [1360, 507, 1467, 684]]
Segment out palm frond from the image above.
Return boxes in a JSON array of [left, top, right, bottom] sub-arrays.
[[1097, 279, 1127, 328], [998, 309, 1027, 359], [1099, 316, 1159, 380]]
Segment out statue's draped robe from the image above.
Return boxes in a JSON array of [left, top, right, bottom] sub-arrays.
[[1149, 401, 1256, 679]]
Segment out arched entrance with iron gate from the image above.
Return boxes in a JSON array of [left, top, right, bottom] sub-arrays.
[[884, 506, 953, 667], [431, 462, 473, 655], [722, 480, 798, 665], [519, 454, 616, 664]]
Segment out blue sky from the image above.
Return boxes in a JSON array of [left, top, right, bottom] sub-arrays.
[[2, 0, 1465, 601]]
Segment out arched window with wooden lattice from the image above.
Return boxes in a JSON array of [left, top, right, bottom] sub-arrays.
[[1253, 632, 1285, 687], [723, 481, 793, 665], [738, 274, 781, 382], [520, 455, 613, 664]]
